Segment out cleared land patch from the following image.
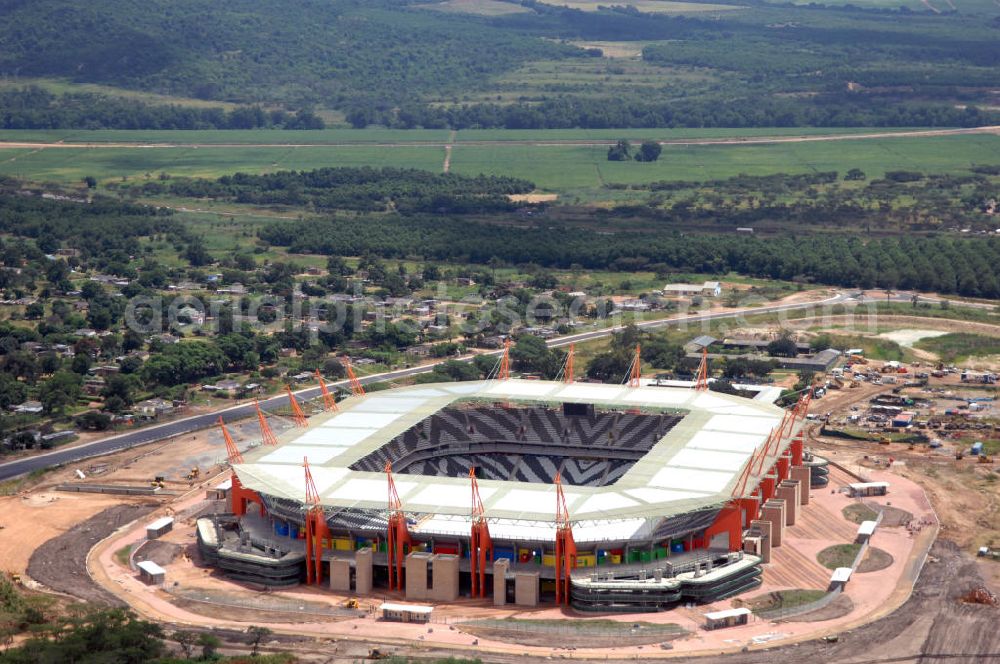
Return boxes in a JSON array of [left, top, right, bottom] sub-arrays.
[[567, 41, 651, 58], [914, 333, 1000, 364], [416, 0, 534, 14], [540, 0, 744, 12], [457, 618, 687, 647]]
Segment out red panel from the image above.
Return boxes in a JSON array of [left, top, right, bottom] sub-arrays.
[[702, 504, 743, 552]]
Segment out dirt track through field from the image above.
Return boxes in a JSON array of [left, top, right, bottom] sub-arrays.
[[0, 126, 997, 150]]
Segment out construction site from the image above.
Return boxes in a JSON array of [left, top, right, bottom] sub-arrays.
[[2, 347, 998, 661]]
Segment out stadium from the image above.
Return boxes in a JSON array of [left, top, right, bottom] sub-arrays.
[[198, 375, 828, 612]]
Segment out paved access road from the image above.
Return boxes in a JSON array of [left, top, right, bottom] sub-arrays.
[[0, 292, 852, 481]]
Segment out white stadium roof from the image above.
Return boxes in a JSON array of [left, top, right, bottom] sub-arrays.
[[235, 379, 801, 528]]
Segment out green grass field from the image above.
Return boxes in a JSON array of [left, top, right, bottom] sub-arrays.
[[914, 333, 1000, 363], [0, 128, 454, 145], [453, 127, 910, 142], [0, 145, 446, 182], [0, 126, 912, 145], [1, 131, 997, 190], [450, 134, 1000, 190]]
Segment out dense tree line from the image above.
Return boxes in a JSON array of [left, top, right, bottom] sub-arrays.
[[260, 215, 1000, 297], [153, 168, 534, 214], [346, 96, 998, 130], [0, 87, 324, 130]]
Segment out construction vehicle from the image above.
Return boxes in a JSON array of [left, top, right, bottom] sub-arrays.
[[344, 598, 359, 609], [185, 467, 200, 480], [879, 436, 892, 445], [849, 380, 860, 388], [956, 452, 965, 460], [7, 572, 22, 586], [150, 475, 165, 489], [851, 354, 868, 364], [368, 648, 385, 660], [979, 455, 994, 464]]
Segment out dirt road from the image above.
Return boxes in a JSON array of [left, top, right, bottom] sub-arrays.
[[669, 540, 999, 664], [0, 126, 996, 151], [27, 503, 156, 606]]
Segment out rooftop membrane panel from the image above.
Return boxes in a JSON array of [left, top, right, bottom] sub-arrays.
[[236, 379, 802, 524]]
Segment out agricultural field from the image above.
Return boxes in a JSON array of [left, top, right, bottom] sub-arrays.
[[0, 145, 446, 183], [539, 0, 744, 12], [448, 134, 1000, 192], [2, 131, 997, 196], [0, 128, 454, 145], [416, 0, 534, 15], [0, 126, 911, 145], [438, 56, 724, 105]]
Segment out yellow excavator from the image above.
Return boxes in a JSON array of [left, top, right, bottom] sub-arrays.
[[344, 598, 359, 609]]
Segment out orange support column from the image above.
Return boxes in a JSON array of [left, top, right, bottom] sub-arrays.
[[760, 475, 776, 502], [735, 497, 760, 527], [777, 456, 790, 481], [790, 435, 804, 466]]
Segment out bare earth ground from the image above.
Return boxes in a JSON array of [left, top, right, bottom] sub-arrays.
[[856, 547, 894, 573], [784, 593, 854, 623], [28, 503, 156, 606], [669, 540, 1000, 664]]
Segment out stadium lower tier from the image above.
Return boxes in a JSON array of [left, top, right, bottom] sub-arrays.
[[196, 507, 764, 610]]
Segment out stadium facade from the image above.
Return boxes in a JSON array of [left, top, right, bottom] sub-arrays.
[[198, 379, 828, 611]]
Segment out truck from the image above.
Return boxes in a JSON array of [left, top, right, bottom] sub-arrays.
[[971, 441, 984, 456]]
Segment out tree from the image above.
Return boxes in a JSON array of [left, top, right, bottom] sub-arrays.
[[83, 175, 97, 189], [586, 350, 632, 383], [811, 333, 833, 351], [101, 375, 135, 408], [607, 139, 632, 162], [24, 301, 44, 320], [635, 141, 662, 162], [511, 335, 562, 379], [183, 238, 212, 266], [39, 352, 62, 375], [844, 168, 866, 181], [643, 337, 683, 371], [71, 353, 92, 375], [38, 371, 82, 414], [0, 608, 164, 663], [172, 630, 198, 659], [77, 410, 113, 431], [245, 625, 272, 656], [766, 334, 799, 358], [0, 373, 28, 409], [416, 359, 481, 383], [197, 632, 222, 659]]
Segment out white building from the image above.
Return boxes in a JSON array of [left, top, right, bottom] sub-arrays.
[[662, 281, 721, 298]]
